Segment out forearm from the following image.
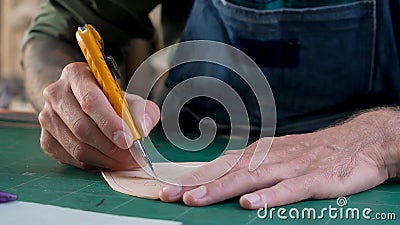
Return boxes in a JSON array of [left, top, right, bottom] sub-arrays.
[[23, 37, 84, 112]]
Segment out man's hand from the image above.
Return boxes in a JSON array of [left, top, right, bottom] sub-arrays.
[[159, 110, 400, 209], [38, 62, 160, 170]]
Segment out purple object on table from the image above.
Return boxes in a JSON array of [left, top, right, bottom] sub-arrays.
[[0, 191, 18, 203]]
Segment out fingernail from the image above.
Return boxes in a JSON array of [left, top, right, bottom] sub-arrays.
[[243, 194, 260, 205], [113, 130, 133, 148], [161, 185, 182, 197], [141, 114, 152, 136], [187, 186, 207, 200]]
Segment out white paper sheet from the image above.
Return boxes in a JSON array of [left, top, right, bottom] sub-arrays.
[[0, 201, 181, 225]]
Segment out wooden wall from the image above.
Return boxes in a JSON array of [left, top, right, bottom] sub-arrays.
[[0, 0, 39, 78]]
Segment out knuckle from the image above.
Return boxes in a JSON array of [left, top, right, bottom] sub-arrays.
[[71, 117, 90, 140], [189, 170, 207, 185], [251, 166, 265, 180], [223, 154, 241, 171], [43, 83, 59, 101], [98, 117, 112, 132], [250, 165, 276, 182], [236, 153, 252, 169], [38, 110, 49, 126], [106, 145, 122, 158], [80, 90, 98, 113], [61, 62, 85, 79], [280, 179, 300, 195], [211, 179, 228, 192], [71, 143, 86, 161]]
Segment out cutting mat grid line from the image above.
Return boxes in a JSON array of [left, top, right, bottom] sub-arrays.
[[105, 198, 137, 213], [3, 173, 52, 191], [244, 216, 258, 225], [49, 181, 102, 203], [172, 207, 194, 220]]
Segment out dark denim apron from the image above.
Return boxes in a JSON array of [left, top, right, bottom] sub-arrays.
[[165, 0, 400, 136]]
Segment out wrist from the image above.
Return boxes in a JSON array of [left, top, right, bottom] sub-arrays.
[[358, 109, 400, 179]]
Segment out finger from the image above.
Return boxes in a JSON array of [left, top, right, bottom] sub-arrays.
[[181, 170, 261, 206], [159, 148, 286, 203], [239, 173, 319, 209], [43, 83, 135, 163], [248, 137, 273, 171], [159, 154, 242, 202], [160, 144, 269, 204], [40, 129, 95, 169], [39, 104, 136, 170], [161, 156, 307, 206], [64, 63, 134, 149], [125, 94, 160, 137], [181, 161, 299, 206]]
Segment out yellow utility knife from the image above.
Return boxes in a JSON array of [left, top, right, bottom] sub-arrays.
[[76, 24, 155, 176]]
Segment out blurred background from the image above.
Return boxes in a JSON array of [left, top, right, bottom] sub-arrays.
[[0, 0, 163, 113], [0, 0, 39, 112]]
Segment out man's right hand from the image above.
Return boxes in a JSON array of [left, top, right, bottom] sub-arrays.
[[38, 62, 160, 170]]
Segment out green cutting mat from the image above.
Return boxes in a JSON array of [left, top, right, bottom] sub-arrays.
[[0, 125, 399, 224]]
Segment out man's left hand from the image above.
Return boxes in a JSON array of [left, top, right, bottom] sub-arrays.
[[159, 109, 400, 209]]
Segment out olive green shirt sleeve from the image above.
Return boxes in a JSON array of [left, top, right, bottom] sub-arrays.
[[22, 0, 193, 62]]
